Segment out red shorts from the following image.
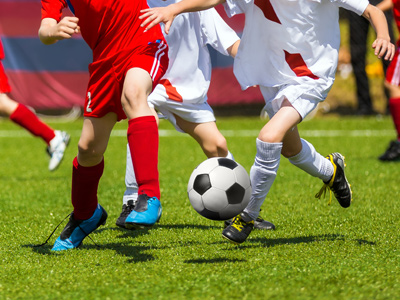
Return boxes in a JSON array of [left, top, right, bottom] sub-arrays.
[[386, 47, 400, 86], [0, 60, 11, 94], [84, 40, 169, 121]]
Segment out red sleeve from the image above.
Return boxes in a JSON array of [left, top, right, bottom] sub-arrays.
[[41, 0, 67, 22]]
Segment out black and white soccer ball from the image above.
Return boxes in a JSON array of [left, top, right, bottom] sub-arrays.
[[187, 157, 251, 221]]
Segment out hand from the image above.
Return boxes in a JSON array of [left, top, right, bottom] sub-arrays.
[[372, 38, 395, 61], [53, 17, 80, 40], [139, 7, 176, 34]]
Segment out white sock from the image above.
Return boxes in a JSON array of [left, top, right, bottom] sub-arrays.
[[244, 139, 282, 220], [123, 143, 138, 205], [288, 139, 333, 182], [226, 151, 234, 160]]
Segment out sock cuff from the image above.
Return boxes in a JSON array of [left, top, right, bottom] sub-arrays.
[[73, 157, 104, 176], [226, 150, 234, 160], [288, 138, 309, 162], [128, 115, 156, 126], [256, 138, 282, 158], [9, 103, 26, 121]]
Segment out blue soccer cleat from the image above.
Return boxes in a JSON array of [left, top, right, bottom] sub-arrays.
[[125, 194, 162, 229], [51, 204, 108, 251]]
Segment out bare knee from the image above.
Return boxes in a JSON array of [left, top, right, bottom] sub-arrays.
[[202, 136, 228, 158], [258, 131, 283, 144], [77, 140, 104, 165], [0, 94, 18, 115], [122, 85, 142, 110], [121, 84, 151, 119]]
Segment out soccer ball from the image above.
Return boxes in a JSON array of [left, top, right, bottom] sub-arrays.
[[187, 157, 252, 221]]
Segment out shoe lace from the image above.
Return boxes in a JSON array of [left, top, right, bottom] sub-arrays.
[[231, 216, 244, 231], [121, 203, 135, 218], [33, 213, 101, 248], [33, 213, 71, 247], [315, 183, 333, 205]]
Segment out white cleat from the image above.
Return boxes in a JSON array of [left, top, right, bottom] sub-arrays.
[[47, 130, 70, 171]]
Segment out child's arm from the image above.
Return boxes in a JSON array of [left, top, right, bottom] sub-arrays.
[[140, 0, 226, 34], [376, 0, 393, 12], [362, 4, 395, 60], [38, 17, 80, 45], [227, 40, 240, 58]]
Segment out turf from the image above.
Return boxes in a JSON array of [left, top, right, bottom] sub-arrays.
[[0, 115, 399, 300]]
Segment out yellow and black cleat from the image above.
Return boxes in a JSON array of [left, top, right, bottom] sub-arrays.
[[315, 153, 352, 208]]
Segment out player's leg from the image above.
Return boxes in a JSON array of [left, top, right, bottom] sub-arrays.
[[283, 128, 332, 182], [244, 100, 301, 218], [175, 116, 232, 158], [116, 108, 159, 229], [121, 68, 162, 229], [282, 126, 352, 208], [379, 80, 400, 161], [0, 93, 70, 170], [223, 99, 300, 244], [52, 113, 116, 251]]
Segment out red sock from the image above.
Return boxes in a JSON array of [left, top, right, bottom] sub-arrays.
[[127, 116, 160, 199], [71, 157, 104, 220], [9, 104, 55, 144], [389, 97, 400, 141]]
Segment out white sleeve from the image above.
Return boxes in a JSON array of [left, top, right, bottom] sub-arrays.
[[331, 0, 369, 15], [223, 0, 252, 18], [198, 8, 240, 56]]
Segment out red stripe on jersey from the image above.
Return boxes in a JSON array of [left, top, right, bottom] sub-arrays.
[[284, 50, 319, 80], [159, 79, 183, 102], [254, 0, 281, 24]]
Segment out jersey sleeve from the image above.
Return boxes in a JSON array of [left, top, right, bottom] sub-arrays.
[[332, 0, 369, 15], [41, 0, 67, 22], [198, 8, 240, 56], [223, 0, 252, 18]]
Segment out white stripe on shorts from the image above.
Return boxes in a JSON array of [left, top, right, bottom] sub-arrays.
[[150, 41, 167, 81], [391, 48, 400, 86]]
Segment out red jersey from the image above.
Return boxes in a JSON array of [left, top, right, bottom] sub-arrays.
[[41, 0, 166, 62]]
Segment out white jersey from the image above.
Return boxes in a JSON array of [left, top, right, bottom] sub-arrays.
[[148, 0, 240, 104], [223, 0, 368, 102]]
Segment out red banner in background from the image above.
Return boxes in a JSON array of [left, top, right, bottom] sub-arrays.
[[0, 1, 263, 111]]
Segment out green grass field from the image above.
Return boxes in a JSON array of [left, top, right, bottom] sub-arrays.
[[0, 114, 399, 299]]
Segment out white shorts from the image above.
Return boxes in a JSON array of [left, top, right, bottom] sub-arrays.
[[148, 95, 216, 133], [259, 83, 327, 120]]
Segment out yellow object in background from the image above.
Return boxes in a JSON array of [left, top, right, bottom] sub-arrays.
[[366, 60, 384, 78]]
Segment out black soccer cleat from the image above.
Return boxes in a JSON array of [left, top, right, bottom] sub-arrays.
[[378, 140, 400, 162], [222, 212, 254, 244], [224, 214, 275, 231], [254, 217, 276, 230], [115, 200, 136, 229], [315, 153, 352, 208]]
